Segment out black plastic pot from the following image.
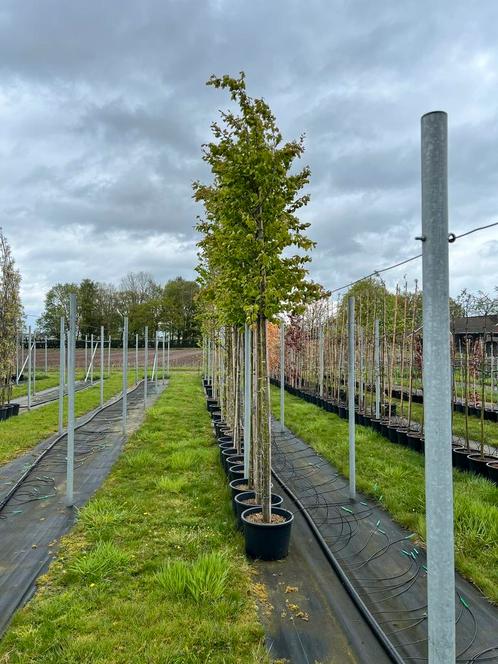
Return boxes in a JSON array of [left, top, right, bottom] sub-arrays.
[[370, 419, 381, 433], [467, 454, 497, 477], [234, 491, 283, 529], [387, 426, 398, 443], [211, 411, 222, 423], [218, 436, 233, 446], [221, 447, 238, 470], [242, 506, 293, 560], [338, 405, 347, 419], [485, 462, 498, 484], [228, 463, 245, 483], [229, 477, 251, 502], [452, 447, 472, 471], [0, 407, 8, 422], [226, 454, 244, 470], [405, 432, 423, 453], [10, 403, 20, 416], [379, 422, 388, 438], [206, 398, 218, 412], [396, 428, 408, 446]]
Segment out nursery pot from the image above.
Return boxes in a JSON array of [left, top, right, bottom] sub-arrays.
[[226, 454, 244, 471], [229, 477, 251, 502], [241, 506, 293, 560], [218, 435, 233, 446], [405, 431, 423, 453], [370, 419, 381, 433], [485, 462, 498, 484], [0, 407, 8, 422], [228, 463, 245, 483], [211, 411, 222, 423], [387, 426, 398, 444], [467, 454, 497, 477], [206, 398, 218, 412], [338, 405, 347, 419], [234, 491, 283, 529], [221, 447, 238, 470], [10, 403, 20, 416], [452, 447, 472, 471], [396, 428, 408, 446]]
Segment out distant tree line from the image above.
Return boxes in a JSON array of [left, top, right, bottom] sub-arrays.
[[36, 272, 200, 345]]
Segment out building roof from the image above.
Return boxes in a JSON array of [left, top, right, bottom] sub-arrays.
[[452, 315, 498, 335]]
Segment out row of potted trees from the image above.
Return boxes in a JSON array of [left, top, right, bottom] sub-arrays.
[[194, 73, 323, 559]]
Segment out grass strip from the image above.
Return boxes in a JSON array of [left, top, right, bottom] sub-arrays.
[[271, 386, 498, 605], [0, 372, 266, 664], [0, 373, 136, 468]]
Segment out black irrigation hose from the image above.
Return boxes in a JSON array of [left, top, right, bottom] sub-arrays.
[[0, 381, 144, 514], [271, 464, 405, 664]]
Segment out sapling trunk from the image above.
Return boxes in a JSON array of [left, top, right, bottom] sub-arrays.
[[407, 283, 418, 432]]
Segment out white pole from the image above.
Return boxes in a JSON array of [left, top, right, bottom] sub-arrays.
[[44, 336, 48, 375], [66, 293, 76, 507], [375, 319, 380, 419], [155, 331, 159, 390], [33, 333, 36, 395], [27, 326, 32, 410], [58, 317, 65, 434], [421, 110, 455, 664], [144, 326, 148, 407], [108, 334, 111, 378], [167, 333, 170, 375], [85, 335, 88, 379], [100, 326, 104, 408], [90, 334, 94, 383], [280, 321, 285, 431], [135, 334, 138, 384], [162, 332, 165, 383], [243, 324, 252, 478], [122, 317, 128, 435], [207, 337, 212, 384], [318, 323, 324, 398], [359, 327, 364, 412], [348, 296, 356, 500], [15, 329, 19, 385]]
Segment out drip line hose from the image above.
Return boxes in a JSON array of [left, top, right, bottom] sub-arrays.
[[0, 381, 145, 514], [271, 464, 405, 664]]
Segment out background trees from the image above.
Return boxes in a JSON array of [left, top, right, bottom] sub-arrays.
[[36, 273, 200, 344]]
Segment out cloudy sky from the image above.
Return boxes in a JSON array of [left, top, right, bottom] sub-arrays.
[[1, 0, 497, 320]]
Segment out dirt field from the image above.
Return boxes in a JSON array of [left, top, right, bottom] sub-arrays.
[[30, 347, 202, 371]]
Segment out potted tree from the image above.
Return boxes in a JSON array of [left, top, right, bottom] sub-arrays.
[[194, 73, 322, 559], [0, 230, 22, 420]]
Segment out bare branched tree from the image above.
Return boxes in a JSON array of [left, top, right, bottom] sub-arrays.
[[0, 229, 22, 406]]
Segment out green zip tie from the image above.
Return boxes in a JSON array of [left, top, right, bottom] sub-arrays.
[[422, 565, 427, 572], [411, 551, 417, 560], [404, 533, 416, 539], [378, 528, 387, 535], [414, 548, 419, 555], [459, 595, 470, 610], [376, 520, 381, 527], [360, 501, 368, 507], [401, 550, 411, 557], [341, 506, 353, 514]]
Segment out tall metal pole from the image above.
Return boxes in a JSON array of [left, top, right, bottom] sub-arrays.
[[85, 335, 88, 379], [243, 324, 252, 478], [90, 333, 94, 383], [33, 333, 36, 395], [155, 331, 159, 390], [15, 329, 19, 385], [100, 326, 104, 408], [162, 332, 165, 383], [27, 326, 32, 410], [44, 336, 48, 375], [122, 317, 129, 435], [318, 323, 324, 398], [135, 334, 138, 384], [144, 326, 148, 408], [375, 319, 380, 420], [359, 327, 364, 412], [167, 332, 170, 375], [108, 334, 111, 377], [421, 110, 455, 663], [348, 296, 356, 500], [66, 293, 76, 507], [207, 337, 212, 384], [58, 317, 65, 434], [280, 321, 285, 431]]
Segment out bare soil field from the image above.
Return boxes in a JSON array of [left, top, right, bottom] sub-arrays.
[[38, 347, 202, 370]]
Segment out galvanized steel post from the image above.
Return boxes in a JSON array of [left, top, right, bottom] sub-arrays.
[[280, 321, 285, 431], [58, 317, 65, 434], [100, 325, 104, 408], [122, 317, 129, 435], [348, 296, 356, 500], [144, 326, 148, 407], [374, 319, 380, 420], [421, 110, 455, 664], [27, 326, 32, 410], [243, 324, 252, 478], [318, 323, 324, 398], [66, 293, 76, 507]]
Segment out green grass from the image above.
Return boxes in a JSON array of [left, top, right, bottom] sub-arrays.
[[0, 372, 266, 664], [0, 372, 136, 468], [271, 386, 498, 605]]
